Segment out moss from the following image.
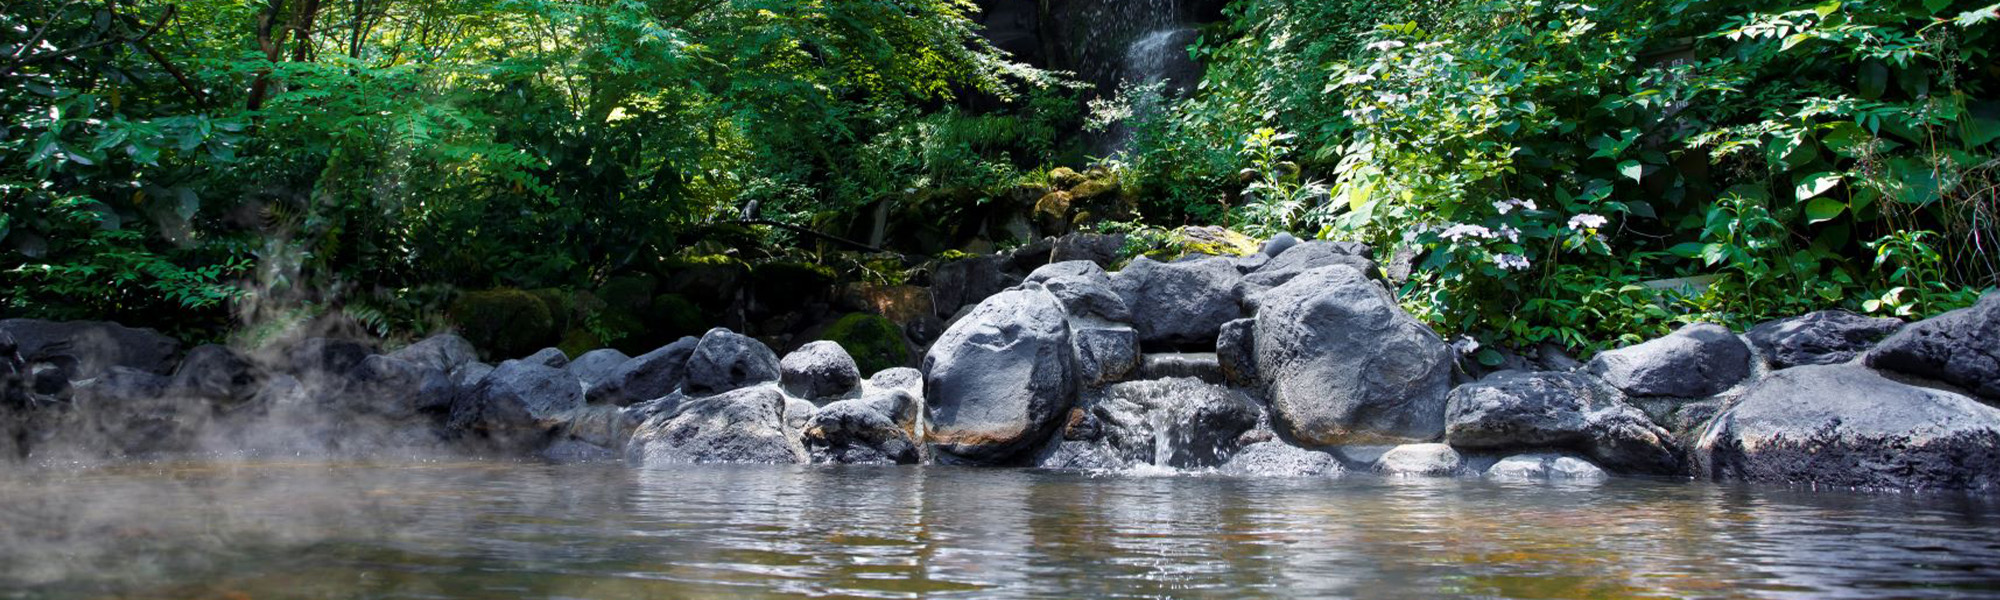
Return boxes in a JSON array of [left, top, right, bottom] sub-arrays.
[[448, 288, 555, 359], [527, 288, 575, 332], [558, 328, 602, 358], [1173, 226, 1258, 257], [819, 313, 909, 376]]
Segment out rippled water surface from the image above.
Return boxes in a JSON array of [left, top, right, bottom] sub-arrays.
[[4, 461, 2000, 599]]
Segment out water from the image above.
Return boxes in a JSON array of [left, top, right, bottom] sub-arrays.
[[4, 461, 2000, 599]]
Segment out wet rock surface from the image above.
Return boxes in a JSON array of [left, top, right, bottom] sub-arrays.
[[626, 385, 805, 466], [1587, 323, 1750, 399], [1219, 441, 1344, 477], [1866, 292, 2000, 401], [1254, 266, 1454, 446], [780, 341, 862, 401], [923, 286, 1075, 463], [1746, 310, 1902, 369]]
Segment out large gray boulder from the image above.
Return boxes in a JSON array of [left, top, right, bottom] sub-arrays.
[[683, 328, 780, 396], [168, 344, 264, 404], [564, 348, 631, 387], [1109, 256, 1244, 347], [779, 341, 861, 401], [1866, 292, 2000, 400], [1375, 443, 1465, 476], [387, 334, 478, 375], [0, 319, 181, 377], [868, 367, 924, 397], [1216, 318, 1257, 387], [586, 337, 697, 406], [923, 286, 1075, 463], [1069, 320, 1139, 387], [448, 360, 585, 449], [1746, 310, 1902, 369], [803, 388, 923, 465], [338, 355, 456, 418], [1090, 378, 1260, 468], [1255, 265, 1454, 446], [1243, 241, 1378, 292], [931, 255, 1021, 319], [1485, 453, 1608, 480], [522, 347, 569, 369], [1695, 364, 2000, 491], [626, 385, 805, 466], [1030, 261, 1131, 322], [1588, 323, 1750, 398], [1444, 371, 1681, 474], [1219, 442, 1345, 477]]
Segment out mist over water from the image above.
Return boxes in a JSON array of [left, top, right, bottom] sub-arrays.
[[4, 461, 1999, 599]]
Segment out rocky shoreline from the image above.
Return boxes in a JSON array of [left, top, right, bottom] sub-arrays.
[[4, 237, 1997, 492]]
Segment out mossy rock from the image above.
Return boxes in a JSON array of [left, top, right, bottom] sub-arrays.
[[558, 328, 603, 358], [819, 313, 909, 376], [1173, 226, 1258, 257], [598, 275, 658, 313], [449, 289, 555, 359], [527, 288, 575, 332], [1049, 167, 1086, 189]]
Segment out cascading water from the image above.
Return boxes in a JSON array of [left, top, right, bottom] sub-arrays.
[[1062, 0, 1202, 154]]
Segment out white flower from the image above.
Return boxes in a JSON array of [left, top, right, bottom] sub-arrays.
[[1498, 224, 1522, 243], [1493, 198, 1537, 214], [1367, 40, 1407, 52], [1567, 213, 1609, 231], [1493, 253, 1532, 271], [1417, 41, 1448, 50], [1439, 223, 1495, 242], [1376, 93, 1408, 105], [1340, 73, 1376, 86]]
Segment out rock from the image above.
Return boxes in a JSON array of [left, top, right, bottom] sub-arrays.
[[1039, 272, 1130, 322], [283, 337, 373, 377], [455, 361, 495, 388], [448, 360, 584, 449], [626, 385, 806, 466], [1050, 233, 1126, 268], [1242, 241, 1378, 292], [71, 367, 206, 456], [1375, 443, 1464, 476], [1747, 310, 1903, 369], [0, 319, 181, 378], [555, 403, 640, 450], [817, 313, 911, 376], [1587, 323, 1750, 398], [1070, 321, 1139, 387], [586, 337, 697, 406], [931, 255, 1021, 319], [804, 388, 924, 465], [1485, 453, 1608, 480], [1259, 233, 1300, 257], [564, 348, 631, 387], [168, 345, 263, 403], [28, 363, 71, 401], [683, 328, 781, 396], [1216, 318, 1257, 387], [521, 347, 569, 369], [868, 367, 924, 397], [923, 286, 1075, 463], [1219, 442, 1345, 477], [1866, 292, 2000, 400], [1090, 378, 1260, 468], [338, 355, 456, 418], [779, 341, 862, 401], [1026, 259, 1106, 284], [1109, 256, 1244, 347], [387, 334, 478, 375], [1444, 371, 1680, 474], [1696, 364, 2000, 491], [1256, 266, 1455, 446]]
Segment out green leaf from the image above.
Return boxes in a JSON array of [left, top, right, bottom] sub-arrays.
[[1859, 61, 1888, 99], [1924, 0, 1954, 14], [1804, 197, 1846, 224], [1669, 242, 1707, 258], [1476, 348, 1506, 367], [1618, 160, 1644, 183], [1794, 172, 1842, 199]]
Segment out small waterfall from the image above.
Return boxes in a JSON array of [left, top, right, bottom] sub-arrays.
[[1076, 0, 1200, 155]]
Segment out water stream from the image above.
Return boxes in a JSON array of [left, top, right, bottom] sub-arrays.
[[4, 461, 1998, 599]]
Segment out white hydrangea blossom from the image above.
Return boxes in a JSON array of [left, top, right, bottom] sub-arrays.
[[1493, 253, 1532, 271], [1439, 223, 1495, 242], [1366, 40, 1407, 52], [1498, 224, 1522, 243], [1567, 213, 1608, 231], [1492, 198, 1538, 214]]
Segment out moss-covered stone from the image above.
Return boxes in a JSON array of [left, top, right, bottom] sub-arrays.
[[819, 313, 909, 376], [528, 288, 575, 332], [558, 328, 603, 358], [449, 289, 556, 359], [1049, 167, 1086, 189]]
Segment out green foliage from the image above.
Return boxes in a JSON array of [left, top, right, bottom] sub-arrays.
[[448, 289, 555, 359], [818, 312, 907, 376], [1122, 0, 2000, 352]]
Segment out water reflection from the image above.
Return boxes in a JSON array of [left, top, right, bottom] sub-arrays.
[[0, 462, 1997, 599]]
